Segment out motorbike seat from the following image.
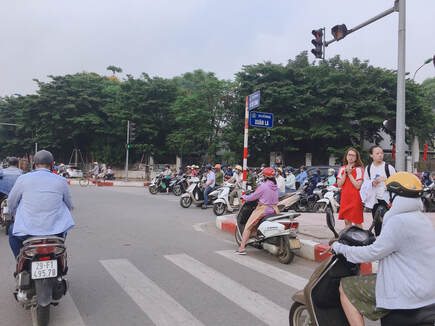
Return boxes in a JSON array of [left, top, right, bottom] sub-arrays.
[[381, 302, 435, 326]]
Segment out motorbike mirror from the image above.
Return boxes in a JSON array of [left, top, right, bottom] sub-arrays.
[[326, 209, 339, 238]]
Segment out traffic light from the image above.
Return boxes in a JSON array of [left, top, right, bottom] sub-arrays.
[[331, 24, 348, 41], [129, 121, 136, 142], [311, 29, 324, 59]]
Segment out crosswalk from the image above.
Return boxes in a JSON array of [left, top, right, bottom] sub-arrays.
[[24, 250, 310, 326]]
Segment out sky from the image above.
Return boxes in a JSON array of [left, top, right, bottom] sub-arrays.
[[1, 0, 434, 97]]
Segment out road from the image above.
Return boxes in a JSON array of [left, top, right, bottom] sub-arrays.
[[0, 186, 380, 325]]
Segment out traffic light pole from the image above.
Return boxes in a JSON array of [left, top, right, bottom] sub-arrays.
[[125, 120, 130, 181]]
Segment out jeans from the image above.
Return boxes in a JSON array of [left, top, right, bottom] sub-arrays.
[[8, 224, 66, 258], [203, 186, 213, 206]]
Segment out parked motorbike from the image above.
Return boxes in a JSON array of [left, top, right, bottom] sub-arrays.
[[288, 213, 435, 326], [422, 183, 434, 212], [277, 181, 318, 212], [315, 185, 340, 215], [14, 236, 69, 326], [212, 182, 241, 216], [1, 198, 13, 235], [179, 177, 218, 208], [235, 199, 301, 264]]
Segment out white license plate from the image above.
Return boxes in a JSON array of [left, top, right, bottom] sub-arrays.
[[31, 260, 58, 279]]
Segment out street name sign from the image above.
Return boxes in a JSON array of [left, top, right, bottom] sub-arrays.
[[248, 91, 260, 111], [249, 111, 273, 128]]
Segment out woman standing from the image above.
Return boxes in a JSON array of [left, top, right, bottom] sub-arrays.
[[337, 148, 364, 228]]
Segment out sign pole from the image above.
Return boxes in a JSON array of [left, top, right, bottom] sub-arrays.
[[242, 96, 249, 191], [125, 120, 130, 181]]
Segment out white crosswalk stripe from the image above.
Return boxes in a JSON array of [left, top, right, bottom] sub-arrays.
[[51, 293, 87, 326], [165, 253, 288, 326], [100, 259, 204, 326], [216, 250, 308, 290]]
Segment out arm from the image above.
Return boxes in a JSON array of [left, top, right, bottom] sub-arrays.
[[337, 167, 346, 188], [347, 167, 363, 190], [62, 179, 74, 210], [332, 217, 400, 263], [7, 176, 23, 216], [242, 183, 265, 202]]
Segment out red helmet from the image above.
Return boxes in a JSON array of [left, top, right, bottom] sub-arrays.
[[262, 167, 275, 177]]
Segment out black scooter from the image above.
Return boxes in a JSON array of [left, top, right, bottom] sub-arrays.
[[288, 213, 435, 326]]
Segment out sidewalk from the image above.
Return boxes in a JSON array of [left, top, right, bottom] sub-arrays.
[[216, 211, 435, 267], [69, 179, 148, 187]]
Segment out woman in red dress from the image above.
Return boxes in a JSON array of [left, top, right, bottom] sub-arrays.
[[337, 147, 364, 228]]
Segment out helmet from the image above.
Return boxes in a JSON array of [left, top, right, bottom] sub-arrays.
[[328, 168, 335, 175], [206, 164, 212, 170], [277, 167, 283, 173], [214, 164, 221, 169], [262, 167, 275, 177], [34, 150, 54, 165], [235, 165, 242, 171], [385, 172, 423, 198]]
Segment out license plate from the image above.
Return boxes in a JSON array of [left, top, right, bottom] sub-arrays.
[[289, 239, 301, 249], [31, 260, 58, 279]]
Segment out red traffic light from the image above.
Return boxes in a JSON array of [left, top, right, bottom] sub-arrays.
[[331, 24, 348, 41], [311, 29, 324, 59]]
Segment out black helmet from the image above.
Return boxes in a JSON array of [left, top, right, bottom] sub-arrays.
[[7, 157, 19, 166], [34, 150, 54, 165], [206, 164, 212, 170]]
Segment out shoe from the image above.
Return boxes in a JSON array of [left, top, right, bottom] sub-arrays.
[[234, 250, 246, 255], [201, 205, 207, 209]]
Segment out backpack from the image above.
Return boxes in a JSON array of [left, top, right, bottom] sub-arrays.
[[366, 162, 392, 179]]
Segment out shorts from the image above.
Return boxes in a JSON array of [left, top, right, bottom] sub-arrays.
[[341, 274, 390, 321]]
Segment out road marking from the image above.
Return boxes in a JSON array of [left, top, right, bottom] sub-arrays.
[[216, 250, 307, 290], [192, 222, 206, 232], [100, 259, 204, 326], [165, 253, 288, 326], [51, 293, 86, 326]]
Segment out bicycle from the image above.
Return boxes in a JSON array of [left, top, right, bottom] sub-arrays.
[[79, 173, 102, 187]]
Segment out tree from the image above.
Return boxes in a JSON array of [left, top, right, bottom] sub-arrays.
[[106, 65, 123, 75]]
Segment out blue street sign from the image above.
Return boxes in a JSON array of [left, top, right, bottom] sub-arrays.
[[249, 111, 273, 128], [248, 90, 260, 111]]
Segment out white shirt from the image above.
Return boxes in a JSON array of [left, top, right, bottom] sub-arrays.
[[364, 162, 396, 200], [276, 175, 286, 193]]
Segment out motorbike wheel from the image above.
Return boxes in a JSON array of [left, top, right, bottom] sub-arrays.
[[277, 235, 294, 264], [31, 304, 50, 326], [312, 202, 325, 213], [213, 202, 226, 216], [289, 302, 312, 326], [79, 178, 89, 187], [173, 185, 182, 196], [149, 185, 158, 195], [180, 196, 192, 208]]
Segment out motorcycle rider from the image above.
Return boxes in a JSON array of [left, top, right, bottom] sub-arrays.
[[214, 164, 223, 187], [7, 150, 75, 258], [332, 172, 435, 326], [422, 171, 433, 187], [228, 165, 243, 206], [235, 167, 279, 255], [162, 164, 173, 193], [0, 157, 23, 203], [327, 168, 337, 186], [201, 165, 215, 209], [295, 166, 307, 189]]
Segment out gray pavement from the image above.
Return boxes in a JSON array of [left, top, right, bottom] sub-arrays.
[[0, 186, 379, 326]]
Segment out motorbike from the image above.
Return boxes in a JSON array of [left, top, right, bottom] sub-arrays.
[[314, 185, 340, 215], [277, 181, 317, 212], [212, 182, 241, 216], [172, 175, 189, 196], [1, 197, 14, 235], [422, 183, 434, 212], [235, 198, 301, 264], [179, 177, 219, 208], [14, 236, 69, 326], [289, 211, 435, 326], [149, 174, 172, 194]]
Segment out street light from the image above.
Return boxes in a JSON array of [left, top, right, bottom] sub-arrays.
[[412, 57, 435, 80]]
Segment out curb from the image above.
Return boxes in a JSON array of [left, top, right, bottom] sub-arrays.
[[215, 214, 374, 274]]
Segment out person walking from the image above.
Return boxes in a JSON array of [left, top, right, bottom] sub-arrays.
[[337, 148, 364, 228]]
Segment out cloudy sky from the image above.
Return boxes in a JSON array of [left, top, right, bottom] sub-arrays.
[[1, 0, 434, 96]]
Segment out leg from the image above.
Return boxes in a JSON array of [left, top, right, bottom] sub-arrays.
[[238, 223, 253, 252], [229, 189, 236, 206], [344, 219, 352, 227], [339, 282, 365, 326], [203, 186, 212, 207]]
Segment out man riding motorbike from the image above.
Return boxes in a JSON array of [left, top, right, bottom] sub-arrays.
[[7, 150, 75, 258], [235, 167, 279, 255], [332, 172, 435, 326], [0, 157, 23, 202]]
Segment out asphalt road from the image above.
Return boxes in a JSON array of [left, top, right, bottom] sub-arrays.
[[0, 186, 380, 326]]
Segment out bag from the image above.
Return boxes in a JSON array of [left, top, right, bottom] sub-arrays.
[[366, 162, 391, 179]]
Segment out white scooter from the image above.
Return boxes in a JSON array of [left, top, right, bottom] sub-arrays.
[[212, 182, 243, 216], [315, 185, 340, 214], [235, 198, 301, 264], [179, 177, 219, 208]]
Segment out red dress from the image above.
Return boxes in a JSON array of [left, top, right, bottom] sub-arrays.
[[337, 166, 364, 224]]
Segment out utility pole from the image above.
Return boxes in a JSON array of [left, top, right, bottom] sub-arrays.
[[125, 120, 130, 181], [395, 0, 406, 171]]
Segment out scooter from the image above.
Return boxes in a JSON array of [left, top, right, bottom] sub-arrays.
[[422, 183, 434, 212], [212, 182, 241, 216], [179, 177, 218, 208], [0, 198, 13, 235], [149, 173, 173, 194], [172, 175, 189, 196], [235, 199, 301, 264], [288, 213, 435, 326], [315, 185, 340, 214], [14, 236, 69, 326]]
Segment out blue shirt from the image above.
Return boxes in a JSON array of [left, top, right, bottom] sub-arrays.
[[0, 166, 23, 195], [206, 171, 216, 188], [295, 171, 307, 184], [8, 168, 75, 236]]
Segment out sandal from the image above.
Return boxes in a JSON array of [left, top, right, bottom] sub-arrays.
[[234, 250, 247, 255]]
